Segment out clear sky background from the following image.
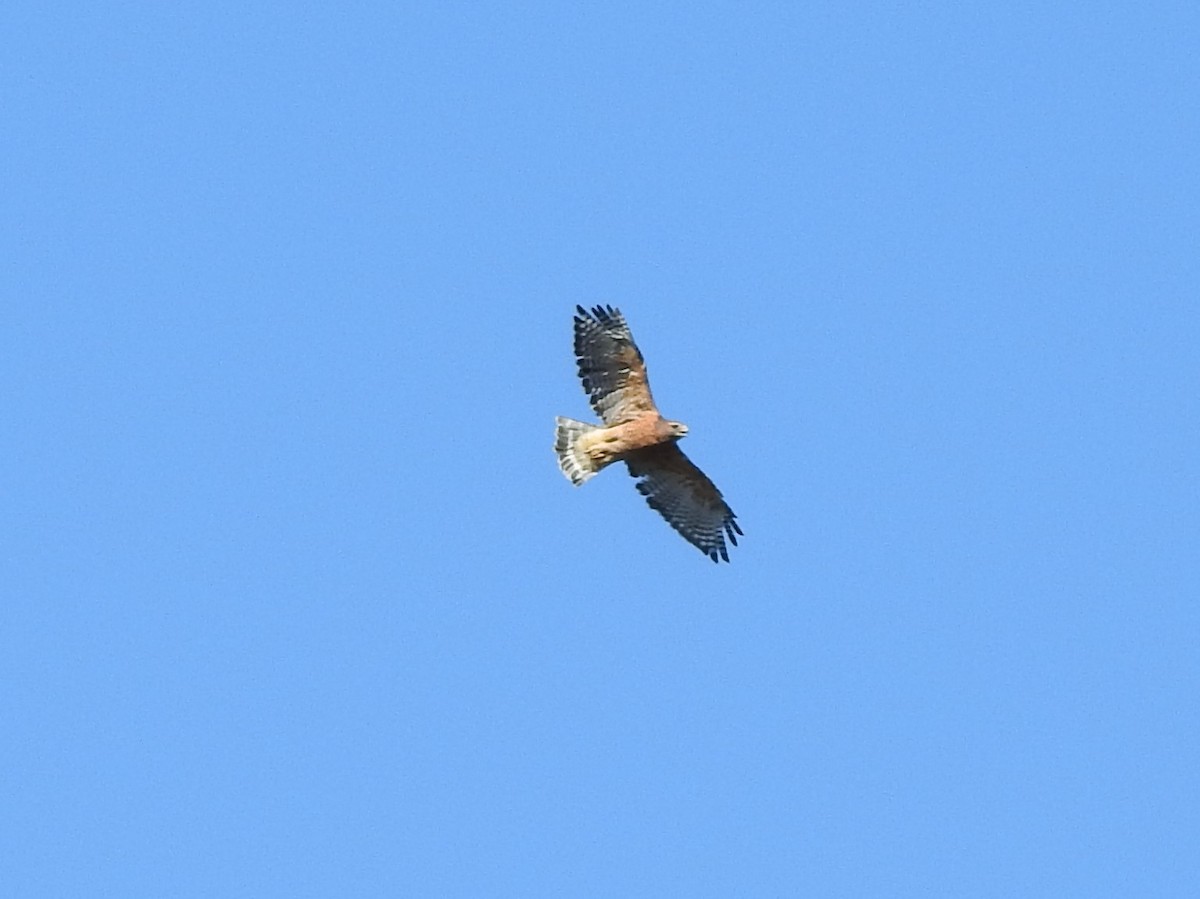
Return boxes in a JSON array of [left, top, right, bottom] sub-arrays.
[[4, 3, 1199, 896]]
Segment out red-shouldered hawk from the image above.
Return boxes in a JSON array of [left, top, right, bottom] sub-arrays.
[[554, 305, 742, 563]]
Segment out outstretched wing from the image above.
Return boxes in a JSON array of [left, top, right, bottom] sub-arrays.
[[574, 305, 658, 424], [624, 443, 742, 563]]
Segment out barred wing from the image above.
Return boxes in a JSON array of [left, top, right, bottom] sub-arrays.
[[574, 305, 658, 424], [624, 443, 741, 563]]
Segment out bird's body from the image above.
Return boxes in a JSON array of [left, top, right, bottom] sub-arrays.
[[554, 305, 741, 563], [556, 412, 682, 479]]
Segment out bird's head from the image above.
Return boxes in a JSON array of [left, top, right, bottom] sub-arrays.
[[666, 420, 689, 440]]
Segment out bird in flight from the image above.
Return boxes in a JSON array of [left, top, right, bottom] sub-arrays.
[[555, 305, 742, 563]]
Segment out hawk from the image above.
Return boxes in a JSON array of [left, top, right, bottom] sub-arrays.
[[554, 305, 742, 563]]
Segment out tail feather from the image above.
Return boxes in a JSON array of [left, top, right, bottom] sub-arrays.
[[554, 417, 599, 485]]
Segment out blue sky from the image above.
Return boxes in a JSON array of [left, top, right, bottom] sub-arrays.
[[4, 2, 1199, 895]]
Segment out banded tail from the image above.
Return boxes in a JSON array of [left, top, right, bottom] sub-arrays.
[[554, 417, 600, 485]]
